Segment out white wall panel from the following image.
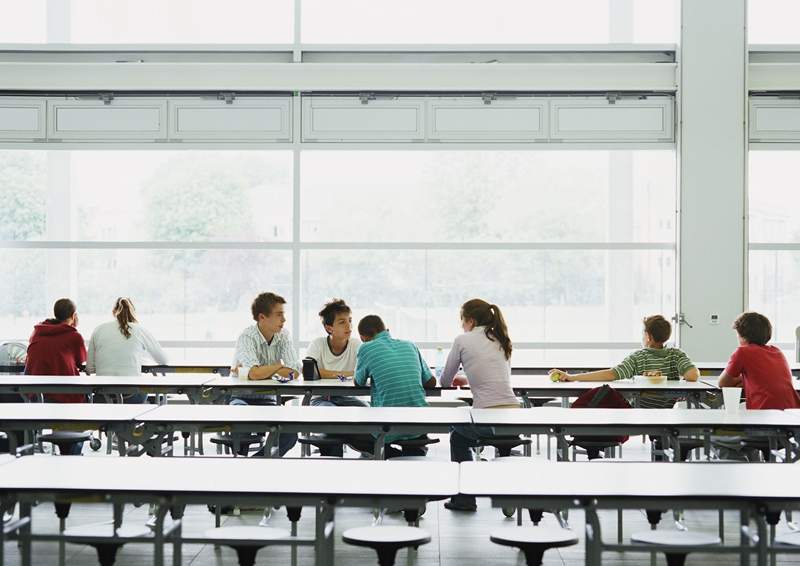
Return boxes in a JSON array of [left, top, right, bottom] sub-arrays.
[[302, 96, 425, 141], [47, 98, 167, 140], [550, 97, 673, 141], [169, 97, 292, 141], [749, 98, 800, 141], [426, 97, 547, 141], [0, 98, 46, 140]]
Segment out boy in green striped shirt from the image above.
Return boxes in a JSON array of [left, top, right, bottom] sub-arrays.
[[550, 315, 700, 408], [347, 315, 436, 457]]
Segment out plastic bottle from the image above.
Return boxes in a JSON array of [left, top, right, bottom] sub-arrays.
[[435, 347, 445, 380]]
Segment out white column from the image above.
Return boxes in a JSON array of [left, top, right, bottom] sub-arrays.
[[607, 0, 635, 346], [679, 0, 747, 360]]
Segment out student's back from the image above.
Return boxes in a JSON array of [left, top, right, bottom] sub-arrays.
[[355, 330, 429, 408], [26, 319, 86, 403], [613, 347, 694, 381], [725, 343, 800, 410], [87, 320, 167, 376]]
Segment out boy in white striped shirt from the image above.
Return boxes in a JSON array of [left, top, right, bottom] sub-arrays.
[[230, 291, 299, 457]]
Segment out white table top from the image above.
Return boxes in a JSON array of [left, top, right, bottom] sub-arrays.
[[508, 375, 716, 393], [460, 460, 800, 500], [0, 374, 215, 387], [472, 407, 799, 428], [0, 403, 157, 423], [0, 455, 459, 498], [139, 404, 472, 426], [203, 375, 368, 390], [702, 376, 800, 391]]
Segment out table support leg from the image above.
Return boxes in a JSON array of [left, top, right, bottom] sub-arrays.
[[584, 505, 602, 566], [19, 501, 32, 566], [741, 509, 752, 566]]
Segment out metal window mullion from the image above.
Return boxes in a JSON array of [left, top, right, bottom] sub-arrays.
[[0, 241, 676, 251], [749, 243, 800, 251], [291, 0, 303, 344]]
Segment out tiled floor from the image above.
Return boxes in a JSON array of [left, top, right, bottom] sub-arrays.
[[4, 433, 800, 565]]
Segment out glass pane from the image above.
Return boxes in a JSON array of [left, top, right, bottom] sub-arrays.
[[749, 151, 800, 244], [0, 151, 292, 242], [748, 250, 800, 347], [302, 0, 677, 44], [301, 150, 676, 243], [749, 0, 800, 44], [1, 1, 46, 43], [0, 151, 47, 241], [4, 0, 294, 44], [300, 249, 675, 355], [0, 249, 292, 343]]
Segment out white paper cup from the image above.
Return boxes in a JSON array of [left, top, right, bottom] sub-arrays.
[[723, 387, 742, 412]]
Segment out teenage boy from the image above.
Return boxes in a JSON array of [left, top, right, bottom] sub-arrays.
[[230, 292, 299, 457], [346, 315, 436, 458], [307, 298, 366, 407], [25, 298, 87, 455], [719, 312, 800, 410], [550, 315, 699, 408]]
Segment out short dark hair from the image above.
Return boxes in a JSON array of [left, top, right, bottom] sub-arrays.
[[53, 298, 76, 323], [643, 315, 671, 344], [733, 312, 772, 346], [319, 299, 351, 328], [358, 315, 386, 339], [251, 292, 286, 321]]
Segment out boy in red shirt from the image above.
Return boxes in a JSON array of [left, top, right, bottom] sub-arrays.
[[25, 298, 87, 455], [719, 311, 800, 410]]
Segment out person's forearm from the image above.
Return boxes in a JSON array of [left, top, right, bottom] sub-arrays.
[[569, 369, 617, 382], [247, 363, 285, 380], [718, 372, 741, 387], [319, 368, 353, 378]]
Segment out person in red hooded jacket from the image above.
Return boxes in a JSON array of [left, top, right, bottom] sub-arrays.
[[26, 298, 87, 407]]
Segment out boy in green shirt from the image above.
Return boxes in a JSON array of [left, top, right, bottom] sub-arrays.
[[550, 315, 699, 408]]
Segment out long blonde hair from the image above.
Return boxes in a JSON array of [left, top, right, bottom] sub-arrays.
[[113, 297, 138, 339]]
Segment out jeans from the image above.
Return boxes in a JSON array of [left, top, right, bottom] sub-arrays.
[[309, 396, 368, 456], [229, 397, 298, 457], [449, 424, 515, 508]]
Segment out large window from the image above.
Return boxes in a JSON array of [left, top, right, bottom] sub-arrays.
[[302, 0, 678, 44], [749, 0, 800, 44], [0, 148, 676, 365], [748, 150, 800, 355], [299, 150, 676, 366], [1, 0, 294, 44], [2, 0, 677, 46]]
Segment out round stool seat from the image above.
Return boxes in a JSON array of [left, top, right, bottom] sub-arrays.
[[490, 527, 578, 565], [204, 526, 290, 542], [631, 530, 721, 546], [64, 524, 153, 539], [343, 526, 430, 565], [63, 523, 154, 566], [39, 431, 92, 442], [343, 526, 430, 547], [204, 526, 290, 566], [490, 526, 578, 547], [775, 532, 800, 546]]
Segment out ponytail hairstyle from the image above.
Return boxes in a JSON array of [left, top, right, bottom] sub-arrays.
[[113, 297, 138, 339], [460, 299, 512, 360]]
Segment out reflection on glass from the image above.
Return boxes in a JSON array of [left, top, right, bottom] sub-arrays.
[[300, 249, 675, 349], [302, 151, 676, 243]]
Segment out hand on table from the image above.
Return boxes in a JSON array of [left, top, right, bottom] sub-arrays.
[[452, 375, 468, 387], [548, 369, 572, 382]]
